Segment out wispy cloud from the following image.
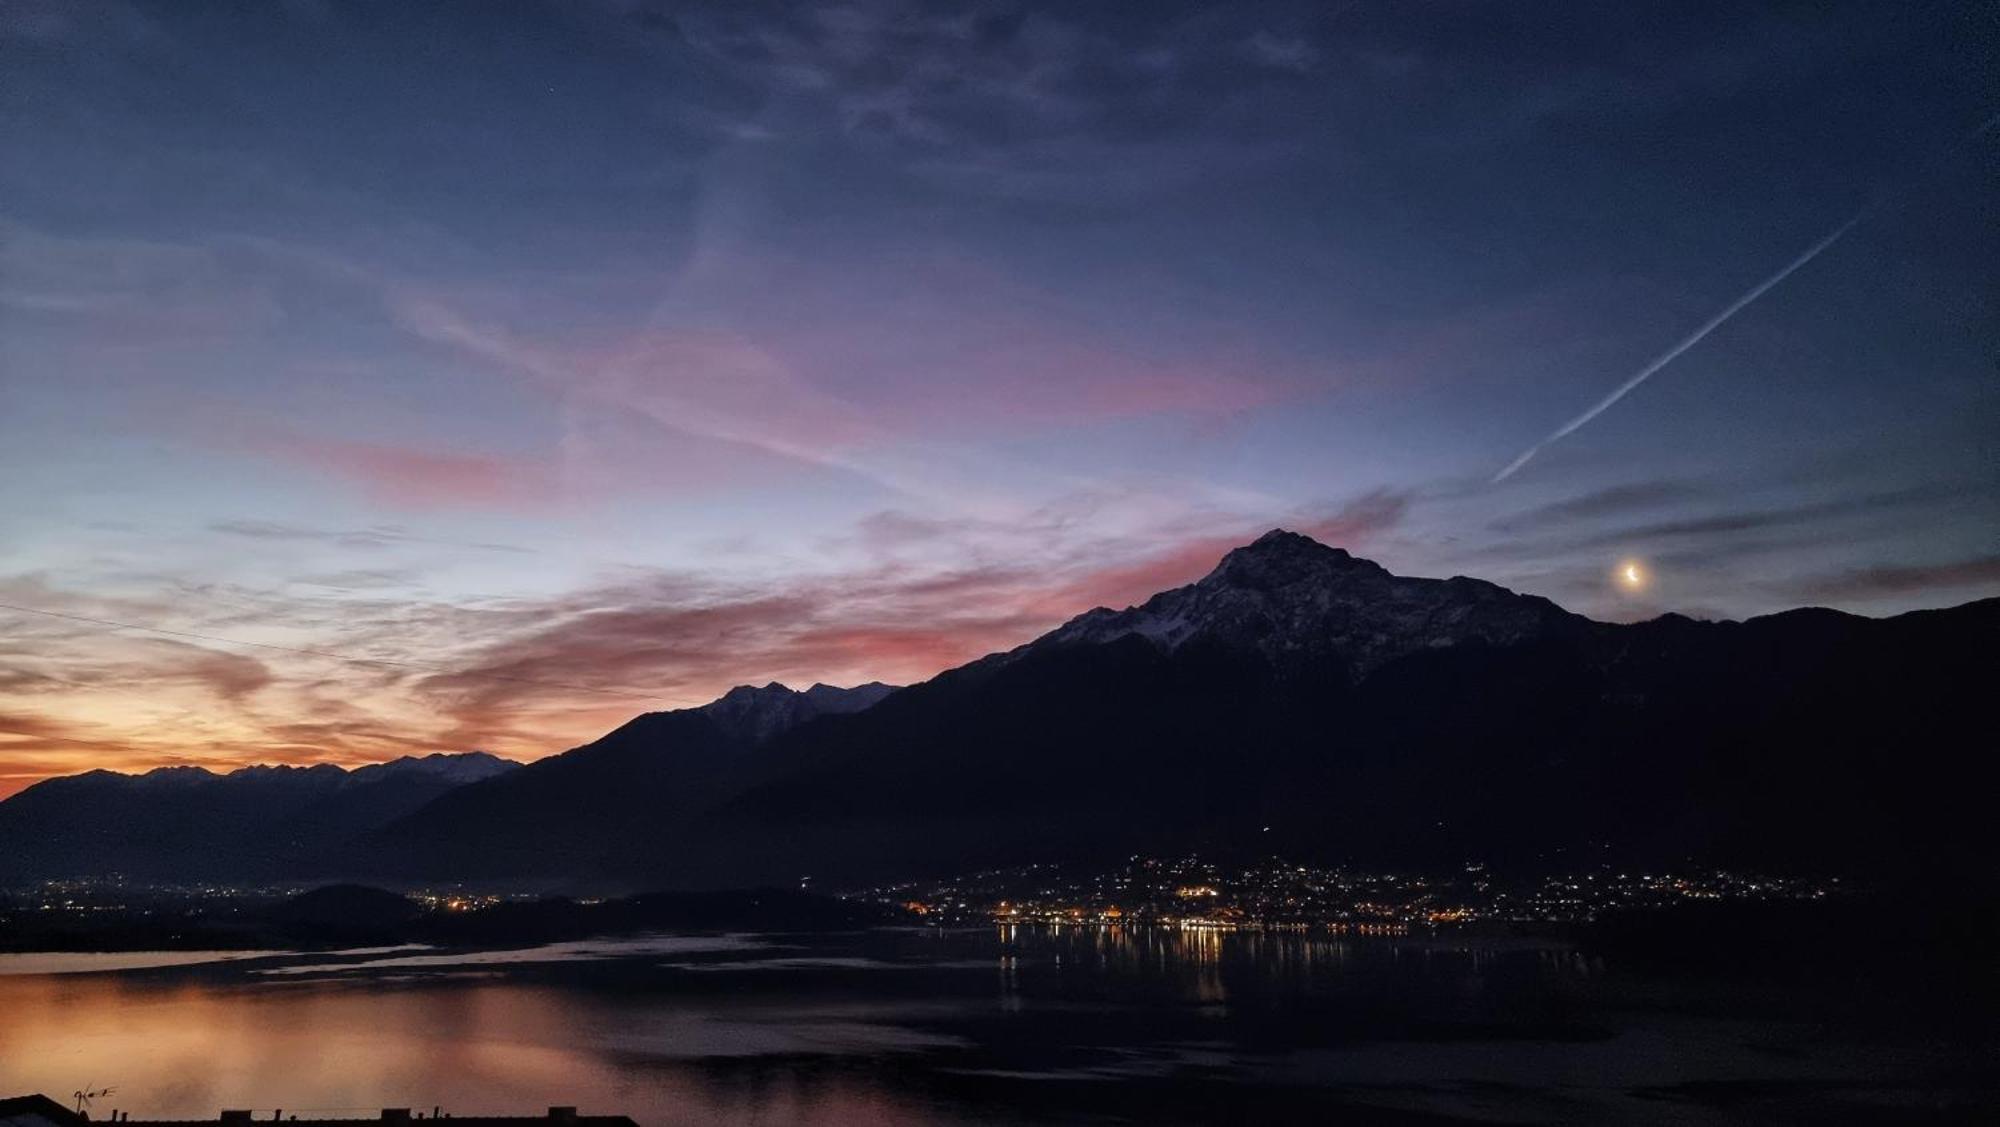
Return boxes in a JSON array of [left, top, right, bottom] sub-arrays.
[[1794, 554, 2000, 602], [206, 520, 531, 554], [5, 0, 1990, 800], [0, 491, 1410, 790], [0, 223, 284, 346], [1488, 480, 1710, 534], [392, 294, 927, 499], [389, 281, 1313, 509], [146, 640, 274, 705], [407, 488, 1412, 747], [259, 434, 558, 509]]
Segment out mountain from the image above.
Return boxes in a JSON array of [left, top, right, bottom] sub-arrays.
[[348, 531, 1995, 892], [0, 682, 901, 888], [700, 680, 898, 744], [6, 532, 1994, 892], [348, 751, 523, 788], [1022, 530, 1585, 675], [0, 752, 517, 883], [351, 681, 901, 880]]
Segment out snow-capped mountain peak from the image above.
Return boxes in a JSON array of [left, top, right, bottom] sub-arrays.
[[1033, 529, 1580, 678], [698, 680, 899, 744], [345, 751, 518, 787]]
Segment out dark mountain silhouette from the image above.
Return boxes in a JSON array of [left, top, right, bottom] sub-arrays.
[[350, 531, 1995, 891], [0, 752, 516, 883], [701, 680, 898, 743], [1018, 531, 1585, 674], [354, 680, 900, 879], [3, 533, 1992, 892]]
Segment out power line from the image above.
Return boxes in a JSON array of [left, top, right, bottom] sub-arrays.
[[0, 601, 666, 702]]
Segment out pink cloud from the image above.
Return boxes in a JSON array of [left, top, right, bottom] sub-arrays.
[[776, 300, 1313, 432], [0, 493, 1413, 793], [135, 641, 274, 705], [946, 343, 1296, 425], [394, 282, 1313, 488], [408, 493, 1409, 751], [277, 436, 555, 508], [176, 392, 564, 511], [1045, 491, 1409, 612], [1048, 534, 1250, 612], [392, 296, 948, 498], [1298, 488, 1411, 546]]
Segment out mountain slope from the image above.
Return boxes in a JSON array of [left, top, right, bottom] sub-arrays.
[[0, 752, 517, 883], [354, 680, 901, 880], [641, 534, 1996, 889], [7, 532, 1992, 892], [699, 680, 897, 744], [303, 534, 2000, 888], [1023, 529, 1586, 675]]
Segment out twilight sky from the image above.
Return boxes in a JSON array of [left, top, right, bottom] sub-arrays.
[[2, 0, 1996, 795]]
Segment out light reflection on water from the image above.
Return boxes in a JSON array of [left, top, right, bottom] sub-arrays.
[[255, 936, 768, 976], [0, 958, 964, 1125], [0, 927, 1971, 1126], [0, 949, 305, 976]]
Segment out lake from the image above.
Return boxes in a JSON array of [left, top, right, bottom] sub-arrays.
[[0, 926, 1986, 1125]]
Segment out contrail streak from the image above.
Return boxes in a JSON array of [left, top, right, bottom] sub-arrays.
[[1491, 210, 1866, 483], [1494, 111, 1998, 484]]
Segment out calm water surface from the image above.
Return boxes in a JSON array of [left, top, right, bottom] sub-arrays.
[[0, 927, 1984, 1125]]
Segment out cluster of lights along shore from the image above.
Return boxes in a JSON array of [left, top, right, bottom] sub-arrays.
[[851, 856, 1834, 930], [4, 859, 1833, 929]]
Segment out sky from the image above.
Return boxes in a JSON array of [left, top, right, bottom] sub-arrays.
[[1, 0, 1996, 796]]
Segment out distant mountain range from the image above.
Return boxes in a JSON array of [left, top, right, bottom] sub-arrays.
[[2, 531, 1992, 891], [0, 752, 516, 883]]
